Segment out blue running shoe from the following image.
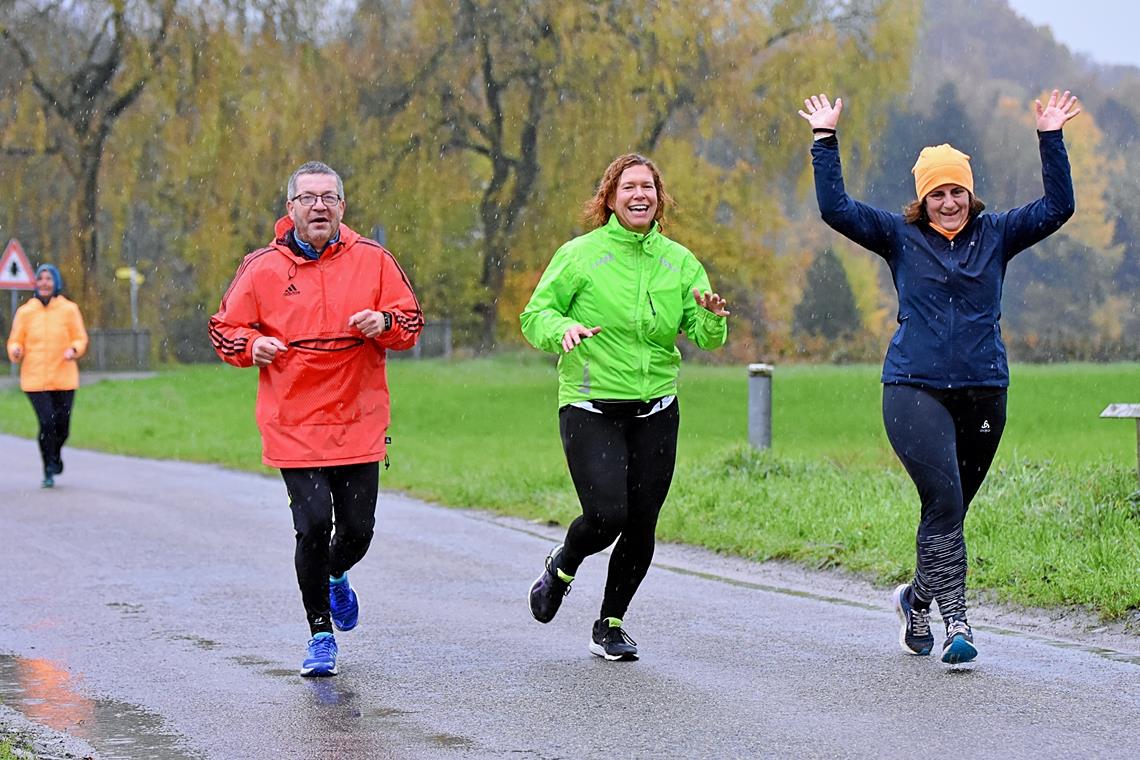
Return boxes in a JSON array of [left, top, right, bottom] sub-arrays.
[[42, 469, 54, 489], [300, 632, 338, 677], [941, 618, 977, 664], [329, 575, 359, 632], [892, 584, 934, 656]]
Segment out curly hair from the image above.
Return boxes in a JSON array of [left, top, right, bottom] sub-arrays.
[[581, 153, 675, 230]]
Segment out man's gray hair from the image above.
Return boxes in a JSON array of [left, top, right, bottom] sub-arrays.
[[287, 161, 345, 200]]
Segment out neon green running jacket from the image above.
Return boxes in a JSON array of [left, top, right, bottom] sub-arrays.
[[521, 215, 727, 406]]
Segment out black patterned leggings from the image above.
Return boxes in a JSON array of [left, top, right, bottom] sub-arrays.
[[882, 384, 1006, 622]]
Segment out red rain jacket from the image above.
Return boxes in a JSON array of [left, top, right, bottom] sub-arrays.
[[209, 218, 422, 468]]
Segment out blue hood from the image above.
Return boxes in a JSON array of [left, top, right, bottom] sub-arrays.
[[36, 264, 63, 297]]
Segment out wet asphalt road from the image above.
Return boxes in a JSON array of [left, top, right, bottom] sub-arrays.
[[1, 433, 1138, 760]]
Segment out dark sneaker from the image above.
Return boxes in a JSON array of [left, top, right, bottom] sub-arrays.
[[529, 544, 571, 623], [42, 471, 54, 489], [589, 617, 638, 661], [941, 617, 977, 664], [49, 458, 63, 476], [892, 584, 934, 655], [300, 632, 338, 677], [329, 575, 359, 632]]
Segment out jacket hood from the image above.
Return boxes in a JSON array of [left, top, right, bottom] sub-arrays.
[[272, 216, 362, 261], [35, 264, 63, 296]]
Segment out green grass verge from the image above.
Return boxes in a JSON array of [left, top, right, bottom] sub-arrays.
[[0, 735, 33, 760], [1, 356, 1137, 619]]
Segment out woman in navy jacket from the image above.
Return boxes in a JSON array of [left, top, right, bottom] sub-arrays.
[[798, 89, 1080, 664]]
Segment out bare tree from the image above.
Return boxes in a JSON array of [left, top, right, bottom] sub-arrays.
[[438, 0, 556, 351], [1, 0, 175, 306]]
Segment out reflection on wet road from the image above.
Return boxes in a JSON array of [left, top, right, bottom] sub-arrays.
[[0, 654, 196, 759]]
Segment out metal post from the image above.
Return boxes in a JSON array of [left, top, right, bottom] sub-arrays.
[[1135, 419, 1139, 488], [748, 363, 774, 450], [129, 269, 139, 331], [9, 291, 17, 378]]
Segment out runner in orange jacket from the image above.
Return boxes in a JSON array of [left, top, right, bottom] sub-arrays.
[[209, 161, 422, 677], [7, 263, 88, 488]]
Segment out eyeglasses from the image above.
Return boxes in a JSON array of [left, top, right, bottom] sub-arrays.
[[290, 192, 342, 207]]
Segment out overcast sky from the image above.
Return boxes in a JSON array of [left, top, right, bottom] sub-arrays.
[[1004, 0, 1140, 69]]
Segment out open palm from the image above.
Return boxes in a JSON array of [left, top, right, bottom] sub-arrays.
[[1035, 89, 1080, 131]]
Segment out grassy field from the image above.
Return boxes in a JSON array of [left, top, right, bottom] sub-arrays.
[[1, 356, 1137, 619], [0, 735, 32, 760]]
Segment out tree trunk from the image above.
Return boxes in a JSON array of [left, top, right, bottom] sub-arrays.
[[79, 147, 103, 309]]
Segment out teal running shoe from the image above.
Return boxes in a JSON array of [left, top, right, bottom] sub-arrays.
[[941, 618, 977, 664]]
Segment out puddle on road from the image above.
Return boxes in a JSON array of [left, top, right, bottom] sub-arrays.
[[0, 653, 199, 759]]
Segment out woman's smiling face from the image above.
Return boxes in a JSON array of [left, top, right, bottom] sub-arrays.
[[924, 183, 971, 231], [609, 165, 658, 234]]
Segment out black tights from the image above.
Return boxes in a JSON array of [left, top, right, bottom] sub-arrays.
[[882, 384, 1006, 621], [26, 390, 74, 475], [281, 462, 379, 635], [557, 401, 679, 622]]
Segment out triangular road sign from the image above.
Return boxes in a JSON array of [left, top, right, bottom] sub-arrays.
[[0, 239, 36, 290]]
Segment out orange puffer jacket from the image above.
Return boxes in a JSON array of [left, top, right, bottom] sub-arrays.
[[6, 295, 88, 392], [208, 218, 423, 468]]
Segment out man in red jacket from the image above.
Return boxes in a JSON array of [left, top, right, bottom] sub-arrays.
[[209, 161, 423, 677]]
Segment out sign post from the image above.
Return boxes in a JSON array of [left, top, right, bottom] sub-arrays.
[[115, 266, 145, 331], [1, 239, 36, 377]]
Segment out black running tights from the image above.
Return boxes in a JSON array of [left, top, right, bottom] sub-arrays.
[[557, 402, 679, 622], [26, 390, 74, 475], [281, 462, 379, 635], [882, 384, 1006, 621]]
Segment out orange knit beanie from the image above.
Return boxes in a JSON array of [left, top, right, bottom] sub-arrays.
[[912, 144, 973, 201]]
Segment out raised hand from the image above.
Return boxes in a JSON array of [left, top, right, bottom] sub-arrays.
[[1035, 89, 1081, 131], [798, 93, 843, 131], [561, 324, 602, 353], [692, 288, 730, 316]]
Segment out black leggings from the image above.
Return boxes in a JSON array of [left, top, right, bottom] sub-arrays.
[[882, 384, 1006, 621], [26, 390, 75, 475], [557, 401, 679, 622], [281, 462, 379, 635]]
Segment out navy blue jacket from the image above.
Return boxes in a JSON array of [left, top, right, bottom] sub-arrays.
[[811, 130, 1075, 388]]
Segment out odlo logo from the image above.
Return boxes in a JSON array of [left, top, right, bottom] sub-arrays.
[[980, 420, 991, 433]]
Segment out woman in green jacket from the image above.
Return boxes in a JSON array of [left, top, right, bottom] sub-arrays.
[[520, 153, 729, 661]]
